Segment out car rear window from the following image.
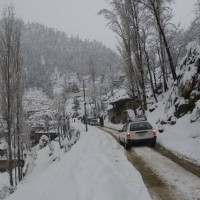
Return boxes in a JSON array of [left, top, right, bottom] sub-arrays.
[[130, 122, 152, 131]]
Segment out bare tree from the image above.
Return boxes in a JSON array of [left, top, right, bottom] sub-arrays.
[[13, 18, 23, 183], [138, 0, 177, 81], [0, 5, 23, 187], [53, 78, 70, 149], [88, 57, 97, 116], [99, 0, 148, 114], [141, 27, 158, 102], [53, 95, 63, 148]]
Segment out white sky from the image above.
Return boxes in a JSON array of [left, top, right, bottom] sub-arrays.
[[0, 0, 197, 51]]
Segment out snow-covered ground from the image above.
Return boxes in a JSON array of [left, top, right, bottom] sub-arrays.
[[147, 101, 200, 165], [3, 121, 151, 200], [133, 147, 200, 200], [104, 101, 200, 166]]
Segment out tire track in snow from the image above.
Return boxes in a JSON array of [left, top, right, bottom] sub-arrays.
[[103, 126, 200, 178], [133, 147, 200, 200], [99, 126, 198, 200]]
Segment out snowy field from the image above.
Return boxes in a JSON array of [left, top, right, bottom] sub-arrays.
[[3, 121, 151, 200]]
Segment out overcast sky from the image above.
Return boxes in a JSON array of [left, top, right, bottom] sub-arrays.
[[0, 0, 197, 51]]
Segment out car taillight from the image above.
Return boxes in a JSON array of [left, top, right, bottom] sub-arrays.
[[152, 129, 157, 136], [126, 132, 131, 139]]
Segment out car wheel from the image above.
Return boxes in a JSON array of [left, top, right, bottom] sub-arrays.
[[119, 137, 123, 145], [150, 141, 156, 148], [124, 140, 130, 150]]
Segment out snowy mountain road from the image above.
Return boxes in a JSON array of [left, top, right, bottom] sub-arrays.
[[99, 126, 200, 200]]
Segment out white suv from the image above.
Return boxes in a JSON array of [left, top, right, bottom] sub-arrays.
[[119, 120, 157, 149]]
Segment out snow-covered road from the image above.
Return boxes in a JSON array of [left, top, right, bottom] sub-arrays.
[[4, 121, 151, 200], [133, 147, 200, 200], [101, 125, 200, 200]]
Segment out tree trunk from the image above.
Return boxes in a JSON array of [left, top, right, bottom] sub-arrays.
[[7, 52, 14, 188], [7, 120, 13, 187], [13, 133, 17, 186], [158, 37, 168, 92], [152, 1, 177, 81], [145, 50, 158, 102]]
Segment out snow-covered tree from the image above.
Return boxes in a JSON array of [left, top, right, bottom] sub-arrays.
[[0, 4, 23, 187]]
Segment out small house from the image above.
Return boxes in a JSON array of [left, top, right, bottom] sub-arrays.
[[108, 89, 140, 124], [30, 126, 58, 145]]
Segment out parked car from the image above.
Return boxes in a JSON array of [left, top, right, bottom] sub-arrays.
[[87, 117, 93, 125], [89, 118, 98, 126], [118, 120, 157, 149], [77, 116, 82, 120], [81, 116, 95, 125]]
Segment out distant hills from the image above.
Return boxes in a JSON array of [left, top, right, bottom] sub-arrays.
[[21, 22, 121, 97]]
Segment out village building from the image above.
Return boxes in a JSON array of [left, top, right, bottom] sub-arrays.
[[107, 89, 140, 124]]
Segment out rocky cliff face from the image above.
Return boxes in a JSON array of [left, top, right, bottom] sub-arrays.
[[158, 41, 200, 124], [176, 41, 200, 119]]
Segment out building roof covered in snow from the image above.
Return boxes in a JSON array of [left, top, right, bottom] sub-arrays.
[[109, 89, 132, 105]]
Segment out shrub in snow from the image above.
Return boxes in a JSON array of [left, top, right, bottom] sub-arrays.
[[39, 135, 49, 149], [157, 124, 164, 133], [149, 105, 156, 112], [167, 116, 177, 125], [160, 120, 167, 125], [63, 129, 80, 152], [159, 115, 176, 125], [61, 129, 80, 153]]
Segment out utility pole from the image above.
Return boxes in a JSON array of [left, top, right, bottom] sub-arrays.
[[83, 80, 88, 132]]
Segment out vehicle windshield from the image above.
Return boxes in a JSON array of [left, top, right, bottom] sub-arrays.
[[130, 122, 152, 131]]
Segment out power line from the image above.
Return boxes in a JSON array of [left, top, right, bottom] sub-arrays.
[[110, 56, 131, 69]]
